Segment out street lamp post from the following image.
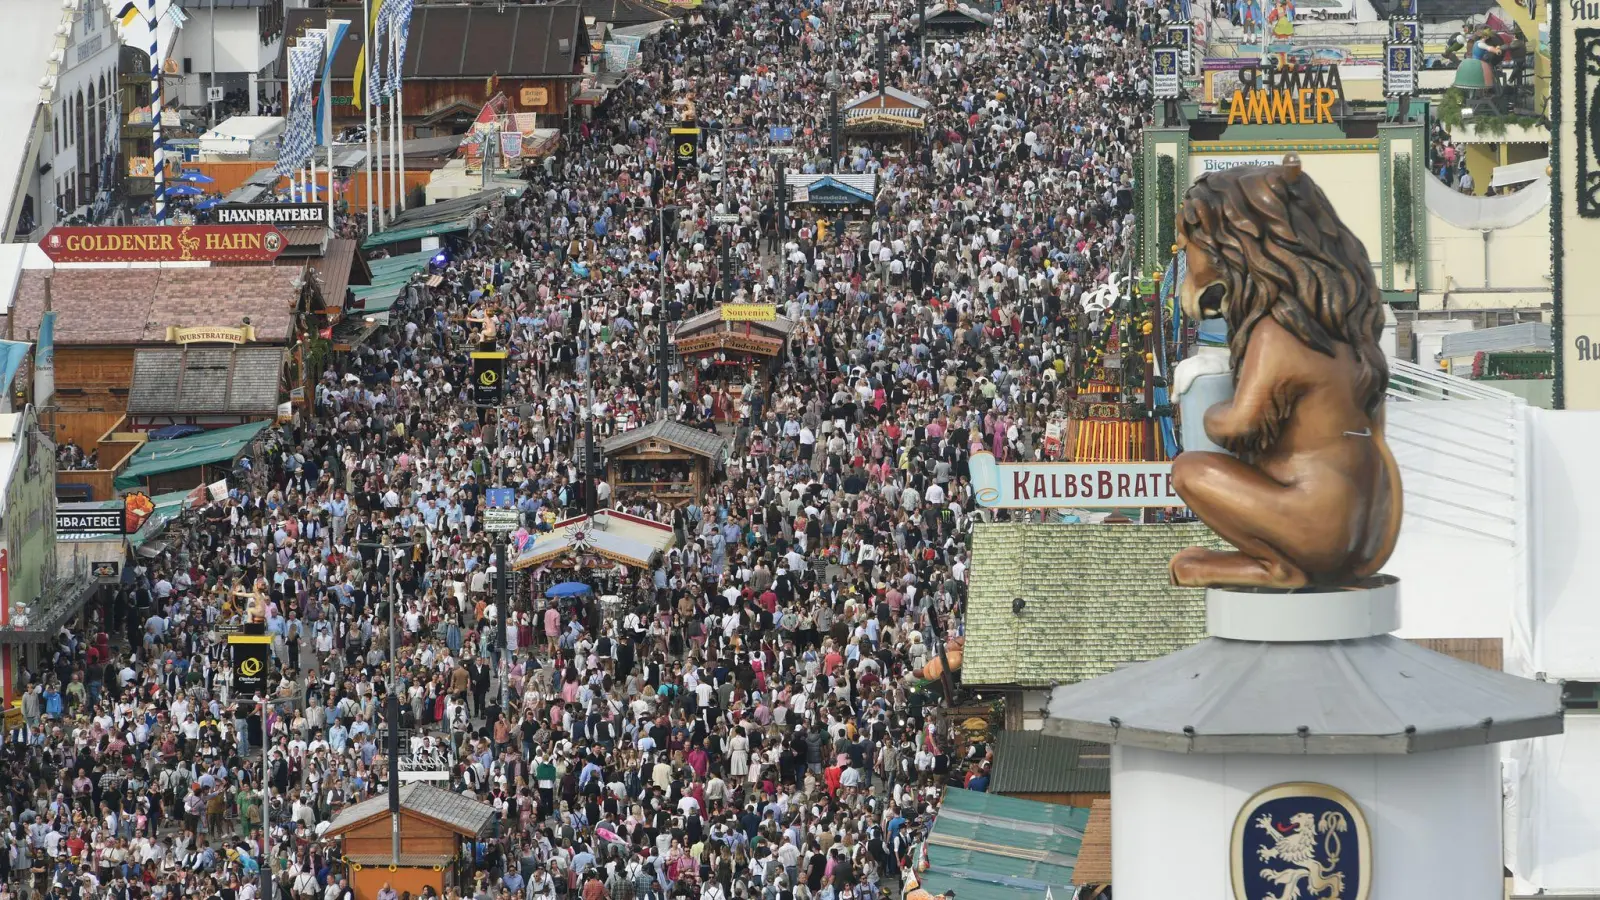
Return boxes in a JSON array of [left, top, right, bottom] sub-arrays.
[[657, 205, 678, 414]]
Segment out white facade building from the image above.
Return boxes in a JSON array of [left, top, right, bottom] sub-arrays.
[[168, 0, 299, 120], [26, 0, 125, 236]]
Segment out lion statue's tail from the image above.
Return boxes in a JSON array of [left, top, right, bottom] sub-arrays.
[[1353, 403, 1404, 580]]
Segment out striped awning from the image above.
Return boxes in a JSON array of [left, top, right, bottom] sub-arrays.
[[1073, 418, 1159, 463]]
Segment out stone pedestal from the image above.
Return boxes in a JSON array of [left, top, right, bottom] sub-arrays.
[[1045, 579, 1562, 900]]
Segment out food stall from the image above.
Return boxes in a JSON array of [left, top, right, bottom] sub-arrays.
[[601, 419, 727, 507]]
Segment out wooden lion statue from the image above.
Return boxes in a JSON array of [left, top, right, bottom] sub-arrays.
[[1169, 154, 1403, 589]]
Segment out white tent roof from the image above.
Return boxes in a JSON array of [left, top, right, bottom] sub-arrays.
[[199, 116, 286, 154], [1491, 156, 1551, 188], [0, 4, 71, 240]]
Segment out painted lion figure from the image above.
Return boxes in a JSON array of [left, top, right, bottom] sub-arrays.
[[1169, 155, 1402, 589]]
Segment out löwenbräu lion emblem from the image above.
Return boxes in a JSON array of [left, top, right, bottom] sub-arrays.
[[1231, 783, 1371, 900]]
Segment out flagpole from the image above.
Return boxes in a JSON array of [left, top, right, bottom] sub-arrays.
[[390, 26, 401, 219], [394, 21, 407, 215], [362, 0, 374, 234], [149, 0, 165, 223]]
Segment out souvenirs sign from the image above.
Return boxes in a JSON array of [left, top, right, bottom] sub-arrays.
[[1232, 783, 1371, 900], [215, 203, 329, 227], [40, 225, 287, 263], [721, 304, 777, 322], [969, 451, 1179, 508]]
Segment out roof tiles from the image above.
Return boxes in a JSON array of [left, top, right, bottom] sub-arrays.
[[962, 522, 1229, 687]]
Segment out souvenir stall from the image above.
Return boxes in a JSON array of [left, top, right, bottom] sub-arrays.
[[842, 87, 930, 149], [601, 419, 728, 507], [672, 305, 795, 421], [510, 508, 675, 596], [786, 174, 879, 241]]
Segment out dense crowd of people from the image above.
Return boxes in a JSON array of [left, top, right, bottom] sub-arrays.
[[0, 3, 1165, 900]]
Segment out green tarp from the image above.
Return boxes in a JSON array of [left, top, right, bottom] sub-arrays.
[[115, 420, 271, 490], [360, 219, 474, 249], [351, 249, 436, 313], [918, 789, 1090, 900]]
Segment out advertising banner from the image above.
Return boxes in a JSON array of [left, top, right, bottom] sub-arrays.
[[229, 634, 272, 695], [471, 351, 508, 406], [672, 127, 701, 171], [39, 225, 287, 263], [969, 451, 1180, 508]]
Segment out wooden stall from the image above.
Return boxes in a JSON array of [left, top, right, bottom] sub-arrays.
[[672, 304, 795, 421], [326, 783, 493, 900], [842, 87, 930, 140], [601, 419, 728, 507]]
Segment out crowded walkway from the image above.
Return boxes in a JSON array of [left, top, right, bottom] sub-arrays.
[[0, 2, 1160, 900]]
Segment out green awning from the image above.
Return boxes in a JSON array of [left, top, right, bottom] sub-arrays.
[[918, 789, 1090, 900], [360, 219, 473, 249], [115, 420, 271, 491]]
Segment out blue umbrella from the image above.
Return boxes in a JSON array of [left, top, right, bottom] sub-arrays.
[[164, 184, 202, 197], [195, 198, 222, 211], [180, 171, 216, 184], [545, 581, 593, 599]]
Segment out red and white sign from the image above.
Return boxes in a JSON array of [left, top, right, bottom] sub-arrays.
[[39, 225, 287, 264]]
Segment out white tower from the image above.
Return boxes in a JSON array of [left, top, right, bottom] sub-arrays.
[[1045, 579, 1562, 900]]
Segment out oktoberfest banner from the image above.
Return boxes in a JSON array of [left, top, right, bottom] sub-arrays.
[[968, 451, 1179, 508]]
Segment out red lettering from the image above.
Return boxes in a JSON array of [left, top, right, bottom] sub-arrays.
[[1064, 474, 1077, 498], [1013, 471, 1031, 500], [1117, 474, 1131, 497], [1097, 471, 1112, 499], [1165, 473, 1175, 498], [1049, 473, 1063, 498], [1033, 473, 1047, 499]]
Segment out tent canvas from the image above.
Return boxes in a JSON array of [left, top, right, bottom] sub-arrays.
[[115, 420, 271, 490]]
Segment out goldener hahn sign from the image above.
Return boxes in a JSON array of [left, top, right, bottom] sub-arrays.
[[39, 225, 286, 263], [969, 451, 1180, 508]]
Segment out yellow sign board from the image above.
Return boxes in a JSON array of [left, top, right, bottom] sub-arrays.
[[1225, 88, 1338, 126], [721, 304, 777, 322], [520, 87, 549, 107], [167, 325, 255, 345]]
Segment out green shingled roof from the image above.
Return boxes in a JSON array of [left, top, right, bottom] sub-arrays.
[[991, 732, 1110, 795], [919, 788, 1089, 900], [962, 522, 1229, 687]]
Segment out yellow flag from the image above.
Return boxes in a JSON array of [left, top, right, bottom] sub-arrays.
[[113, 1, 140, 28], [351, 0, 388, 111]]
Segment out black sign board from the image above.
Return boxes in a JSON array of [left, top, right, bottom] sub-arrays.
[[671, 127, 700, 172], [471, 351, 508, 406], [229, 635, 272, 695], [56, 510, 127, 534], [216, 203, 329, 227]]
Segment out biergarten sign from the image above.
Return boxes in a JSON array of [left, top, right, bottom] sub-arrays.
[[1223, 63, 1345, 126], [39, 225, 287, 263], [215, 203, 329, 227], [969, 451, 1180, 508]]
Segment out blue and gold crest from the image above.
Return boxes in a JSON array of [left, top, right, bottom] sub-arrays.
[[1231, 783, 1371, 900]]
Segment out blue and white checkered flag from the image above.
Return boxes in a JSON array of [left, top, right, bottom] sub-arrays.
[[369, 0, 389, 108], [275, 34, 323, 174], [381, 0, 414, 101]]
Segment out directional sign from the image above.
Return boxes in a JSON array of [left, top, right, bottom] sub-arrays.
[[485, 488, 516, 509], [712, 213, 740, 224], [484, 509, 521, 532]]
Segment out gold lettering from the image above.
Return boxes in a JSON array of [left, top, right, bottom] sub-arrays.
[[1247, 90, 1272, 124], [1227, 90, 1247, 125], [1298, 89, 1313, 124], [1314, 87, 1335, 123], [1269, 90, 1297, 124], [160, 235, 173, 250]]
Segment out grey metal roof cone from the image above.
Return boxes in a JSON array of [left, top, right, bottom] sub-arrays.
[[1043, 632, 1564, 754]]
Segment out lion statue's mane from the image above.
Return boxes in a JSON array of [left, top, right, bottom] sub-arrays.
[[1178, 165, 1390, 425]]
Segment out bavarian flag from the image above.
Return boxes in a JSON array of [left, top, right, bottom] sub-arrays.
[[351, 0, 389, 111], [113, 1, 141, 28]]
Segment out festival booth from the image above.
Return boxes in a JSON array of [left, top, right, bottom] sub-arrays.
[[601, 419, 727, 507], [671, 304, 795, 420], [326, 782, 494, 900], [510, 509, 675, 592], [917, 0, 996, 34], [842, 87, 930, 141]]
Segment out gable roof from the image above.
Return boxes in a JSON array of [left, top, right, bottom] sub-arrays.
[[990, 732, 1110, 795], [800, 176, 875, 204], [962, 522, 1229, 687], [327, 782, 494, 838], [921, 1, 997, 26], [844, 86, 931, 111], [601, 418, 728, 459], [287, 4, 586, 82], [127, 346, 285, 416], [6, 267, 304, 346]]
